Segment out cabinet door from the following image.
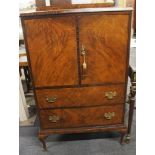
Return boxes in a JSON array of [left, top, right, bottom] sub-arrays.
[[24, 16, 78, 87], [79, 14, 130, 85]]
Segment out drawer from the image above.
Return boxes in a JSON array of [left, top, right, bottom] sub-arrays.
[[40, 105, 124, 129], [36, 85, 125, 109], [40, 109, 63, 129]]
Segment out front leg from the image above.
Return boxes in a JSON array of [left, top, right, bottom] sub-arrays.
[[120, 133, 126, 144], [124, 134, 131, 144], [38, 133, 48, 151]]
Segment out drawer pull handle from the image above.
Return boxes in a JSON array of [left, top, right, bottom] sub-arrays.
[[105, 91, 117, 100], [104, 112, 115, 120], [46, 97, 57, 103], [48, 115, 60, 123]]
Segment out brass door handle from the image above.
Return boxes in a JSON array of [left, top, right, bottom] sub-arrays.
[[81, 44, 87, 78], [46, 96, 57, 103], [104, 112, 115, 120], [81, 44, 87, 70], [48, 115, 60, 123], [105, 91, 117, 100]]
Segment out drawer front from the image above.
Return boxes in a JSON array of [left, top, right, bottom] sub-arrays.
[[40, 105, 124, 129], [40, 109, 63, 129], [36, 85, 125, 109]]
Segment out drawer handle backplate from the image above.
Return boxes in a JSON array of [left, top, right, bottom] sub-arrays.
[[46, 96, 57, 103], [48, 115, 60, 123], [105, 91, 117, 100], [104, 112, 115, 120]]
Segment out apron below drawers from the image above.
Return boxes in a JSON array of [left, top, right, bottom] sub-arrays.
[[39, 104, 124, 129], [36, 85, 125, 109]]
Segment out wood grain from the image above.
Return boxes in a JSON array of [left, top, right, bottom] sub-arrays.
[[36, 85, 125, 109], [40, 105, 124, 129], [39, 124, 127, 135], [20, 9, 132, 147], [20, 8, 132, 17], [79, 14, 129, 84], [63, 105, 124, 128], [24, 16, 79, 87], [40, 109, 63, 129]]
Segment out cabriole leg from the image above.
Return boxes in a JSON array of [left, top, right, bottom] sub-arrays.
[[38, 134, 48, 151], [120, 133, 126, 144]]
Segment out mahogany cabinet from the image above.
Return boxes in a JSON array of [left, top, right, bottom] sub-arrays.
[[20, 8, 132, 150]]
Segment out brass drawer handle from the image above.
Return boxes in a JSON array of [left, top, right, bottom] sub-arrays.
[[105, 91, 117, 100], [104, 112, 115, 120], [48, 115, 60, 123], [46, 96, 57, 103]]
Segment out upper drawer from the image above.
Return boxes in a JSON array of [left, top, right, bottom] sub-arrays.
[[36, 85, 125, 109]]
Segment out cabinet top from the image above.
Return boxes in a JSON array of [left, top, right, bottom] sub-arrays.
[[20, 7, 132, 17]]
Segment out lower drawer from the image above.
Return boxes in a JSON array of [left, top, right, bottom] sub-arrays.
[[39, 105, 124, 129]]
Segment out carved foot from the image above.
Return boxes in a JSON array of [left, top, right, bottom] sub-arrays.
[[38, 134, 48, 151], [124, 134, 131, 144]]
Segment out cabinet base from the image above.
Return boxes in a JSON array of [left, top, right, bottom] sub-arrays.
[[38, 124, 128, 150]]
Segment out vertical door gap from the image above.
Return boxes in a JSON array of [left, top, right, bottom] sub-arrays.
[[75, 15, 82, 86]]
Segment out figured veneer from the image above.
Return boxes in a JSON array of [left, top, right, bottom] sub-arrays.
[[24, 16, 78, 87], [20, 8, 133, 150], [79, 14, 129, 84], [36, 85, 125, 109], [40, 105, 124, 129], [40, 109, 63, 129], [62, 105, 124, 128]]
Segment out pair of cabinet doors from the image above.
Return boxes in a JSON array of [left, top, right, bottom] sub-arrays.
[[24, 13, 129, 87]]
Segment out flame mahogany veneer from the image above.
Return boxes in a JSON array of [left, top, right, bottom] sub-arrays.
[[20, 8, 132, 150]]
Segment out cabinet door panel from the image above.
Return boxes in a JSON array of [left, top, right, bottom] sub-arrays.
[[79, 14, 129, 84], [24, 16, 78, 87]]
